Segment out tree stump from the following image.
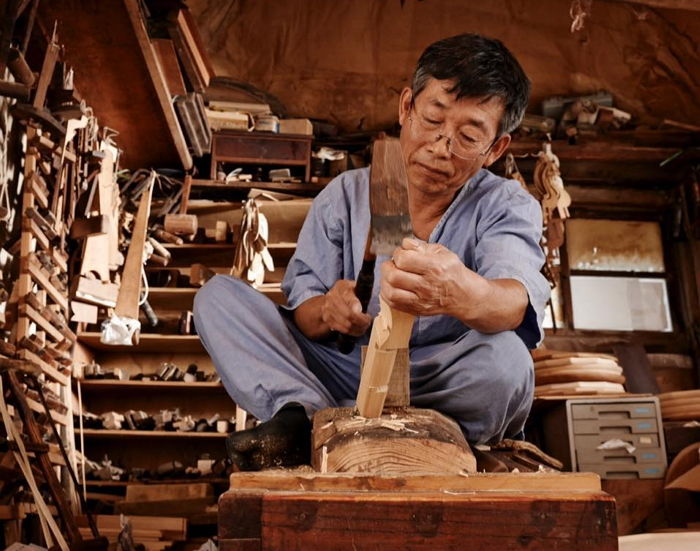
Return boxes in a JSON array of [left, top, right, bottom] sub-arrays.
[[312, 407, 476, 474]]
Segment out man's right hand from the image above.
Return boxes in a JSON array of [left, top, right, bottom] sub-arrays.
[[321, 280, 372, 337], [293, 280, 372, 341]]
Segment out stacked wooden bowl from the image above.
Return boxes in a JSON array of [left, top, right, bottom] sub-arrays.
[[531, 349, 627, 397], [658, 390, 700, 421]]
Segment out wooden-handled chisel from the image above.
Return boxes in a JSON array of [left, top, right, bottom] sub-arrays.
[[337, 137, 412, 353]]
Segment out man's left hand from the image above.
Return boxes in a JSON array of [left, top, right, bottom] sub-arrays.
[[380, 237, 489, 318]]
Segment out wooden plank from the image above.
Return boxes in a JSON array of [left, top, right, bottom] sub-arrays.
[[70, 300, 98, 324], [32, 31, 59, 109], [19, 303, 69, 345], [151, 38, 187, 97], [228, 471, 603, 493], [17, 348, 69, 386], [70, 215, 108, 239], [115, 178, 152, 320], [220, 476, 616, 550], [78, 332, 204, 353], [26, 396, 68, 426], [260, 492, 616, 550], [126, 482, 213, 503]]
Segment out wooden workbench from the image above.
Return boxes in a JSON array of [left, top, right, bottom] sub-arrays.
[[219, 471, 617, 550]]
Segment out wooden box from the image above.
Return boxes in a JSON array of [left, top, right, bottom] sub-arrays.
[[219, 471, 617, 550]]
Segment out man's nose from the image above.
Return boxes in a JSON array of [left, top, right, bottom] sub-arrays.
[[427, 133, 452, 158]]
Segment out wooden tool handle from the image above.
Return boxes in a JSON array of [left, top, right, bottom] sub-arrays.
[[337, 258, 376, 354]]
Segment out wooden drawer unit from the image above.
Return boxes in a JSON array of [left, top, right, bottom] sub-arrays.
[[541, 397, 667, 479], [210, 130, 312, 181]]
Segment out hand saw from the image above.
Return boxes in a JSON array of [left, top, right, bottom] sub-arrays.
[[337, 137, 412, 353]]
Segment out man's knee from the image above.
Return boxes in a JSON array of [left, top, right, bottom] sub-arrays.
[[476, 330, 533, 381]]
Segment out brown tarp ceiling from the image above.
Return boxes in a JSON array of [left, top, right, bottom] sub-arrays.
[[189, 0, 700, 133]]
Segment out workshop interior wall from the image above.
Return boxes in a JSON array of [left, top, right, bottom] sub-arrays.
[[189, 0, 700, 133]]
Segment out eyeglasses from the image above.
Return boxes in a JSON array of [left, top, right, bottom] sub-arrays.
[[408, 105, 496, 161]]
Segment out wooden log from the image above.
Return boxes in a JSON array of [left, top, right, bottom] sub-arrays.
[[164, 213, 198, 236], [312, 407, 476, 475]]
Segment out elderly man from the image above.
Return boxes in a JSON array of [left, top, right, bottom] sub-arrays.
[[194, 33, 550, 471]]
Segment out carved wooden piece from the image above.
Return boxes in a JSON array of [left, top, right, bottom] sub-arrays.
[[312, 407, 476, 475], [356, 296, 414, 418]]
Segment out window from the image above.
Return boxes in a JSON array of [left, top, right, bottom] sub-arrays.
[[550, 219, 672, 332]]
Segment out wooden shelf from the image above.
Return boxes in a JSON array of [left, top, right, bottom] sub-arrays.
[[77, 380, 223, 390], [78, 332, 204, 353], [162, 242, 296, 250], [84, 478, 228, 487], [192, 179, 325, 194], [78, 429, 227, 439], [146, 284, 285, 309]]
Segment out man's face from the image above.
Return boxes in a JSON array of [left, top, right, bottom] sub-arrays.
[[398, 78, 511, 198]]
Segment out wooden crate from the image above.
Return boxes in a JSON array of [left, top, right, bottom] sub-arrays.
[[219, 471, 617, 550]]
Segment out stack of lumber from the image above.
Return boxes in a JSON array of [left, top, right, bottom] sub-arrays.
[[77, 515, 186, 551], [532, 349, 626, 397], [659, 390, 700, 421]]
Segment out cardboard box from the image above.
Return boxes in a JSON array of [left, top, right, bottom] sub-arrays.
[[279, 118, 313, 136]]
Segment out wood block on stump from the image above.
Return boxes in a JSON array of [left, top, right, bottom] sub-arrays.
[[219, 471, 617, 551], [312, 407, 476, 475]]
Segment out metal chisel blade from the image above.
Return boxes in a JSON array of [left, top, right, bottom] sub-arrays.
[[369, 138, 412, 256]]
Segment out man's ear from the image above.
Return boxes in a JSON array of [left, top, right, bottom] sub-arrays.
[[483, 133, 511, 167], [398, 87, 413, 126]]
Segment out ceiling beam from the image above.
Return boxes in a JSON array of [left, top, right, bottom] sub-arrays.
[[602, 0, 700, 11]]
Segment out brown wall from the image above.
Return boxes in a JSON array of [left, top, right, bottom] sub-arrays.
[[189, 0, 700, 133]]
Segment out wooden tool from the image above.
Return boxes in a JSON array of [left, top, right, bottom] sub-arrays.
[[337, 137, 413, 354], [114, 174, 153, 342]]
